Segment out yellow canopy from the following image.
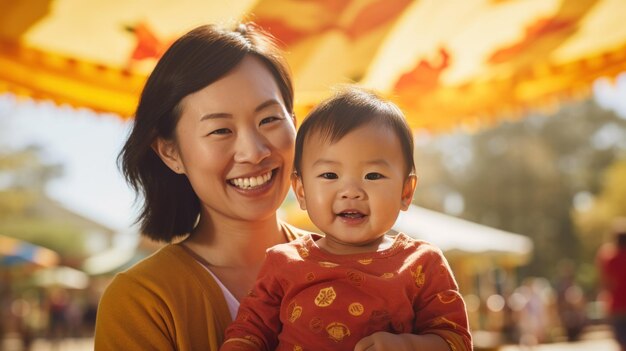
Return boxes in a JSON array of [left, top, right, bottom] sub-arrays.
[[1, 0, 625, 131]]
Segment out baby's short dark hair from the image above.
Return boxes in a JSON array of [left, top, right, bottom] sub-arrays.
[[294, 86, 415, 177]]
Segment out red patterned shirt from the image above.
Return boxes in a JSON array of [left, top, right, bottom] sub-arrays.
[[222, 233, 472, 351]]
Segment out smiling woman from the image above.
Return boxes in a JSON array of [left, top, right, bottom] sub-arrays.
[[152, 56, 296, 227], [94, 23, 309, 351]]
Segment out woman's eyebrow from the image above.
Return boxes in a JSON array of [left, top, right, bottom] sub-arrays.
[[200, 112, 231, 121], [255, 99, 282, 112], [199, 99, 282, 121]]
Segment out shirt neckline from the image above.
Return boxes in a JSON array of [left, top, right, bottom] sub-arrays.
[[302, 232, 410, 262]]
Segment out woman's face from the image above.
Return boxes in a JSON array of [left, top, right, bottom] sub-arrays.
[[165, 56, 296, 223]]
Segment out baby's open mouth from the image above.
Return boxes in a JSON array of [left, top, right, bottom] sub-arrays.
[[228, 170, 274, 190], [338, 211, 366, 219]]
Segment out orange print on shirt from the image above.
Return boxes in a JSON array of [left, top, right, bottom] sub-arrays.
[[326, 322, 351, 342], [309, 317, 324, 333], [288, 301, 303, 323], [348, 302, 365, 316], [412, 265, 426, 287], [346, 271, 365, 286], [358, 258, 373, 265], [431, 317, 458, 329], [306, 272, 316, 282], [315, 287, 337, 307], [446, 339, 458, 351], [437, 291, 458, 304]]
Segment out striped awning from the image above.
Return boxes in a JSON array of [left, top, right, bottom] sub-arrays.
[[0, 234, 60, 267], [1, 0, 625, 132]]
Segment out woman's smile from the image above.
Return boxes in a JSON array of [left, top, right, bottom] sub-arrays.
[[228, 169, 274, 190], [226, 168, 281, 196]]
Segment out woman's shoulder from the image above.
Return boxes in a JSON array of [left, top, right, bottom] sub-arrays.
[[103, 244, 211, 297], [123, 244, 190, 276], [95, 244, 231, 349]]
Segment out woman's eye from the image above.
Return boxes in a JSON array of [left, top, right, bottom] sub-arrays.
[[209, 128, 231, 136], [260, 116, 281, 125], [319, 172, 338, 179], [365, 173, 384, 180]]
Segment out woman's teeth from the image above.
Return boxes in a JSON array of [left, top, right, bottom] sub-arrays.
[[229, 171, 273, 189]]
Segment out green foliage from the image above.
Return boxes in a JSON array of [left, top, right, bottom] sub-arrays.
[[600, 160, 626, 212], [574, 159, 626, 261], [0, 217, 85, 256], [0, 145, 89, 258], [414, 98, 626, 288], [0, 189, 36, 217]]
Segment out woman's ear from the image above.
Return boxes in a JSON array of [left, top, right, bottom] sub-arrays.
[[291, 172, 307, 210], [400, 174, 418, 210], [151, 137, 185, 174]]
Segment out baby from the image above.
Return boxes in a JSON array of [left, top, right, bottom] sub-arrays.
[[221, 87, 472, 351]]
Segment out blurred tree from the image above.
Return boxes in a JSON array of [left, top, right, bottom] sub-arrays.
[[414, 98, 626, 286], [0, 145, 86, 257], [574, 159, 626, 259], [0, 146, 41, 216]]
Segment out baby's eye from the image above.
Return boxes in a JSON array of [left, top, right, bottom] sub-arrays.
[[365, 173, 385, 180], [208, 128, 232, 136], [319, 172, 338, 179], [260, 116, 281, 125]]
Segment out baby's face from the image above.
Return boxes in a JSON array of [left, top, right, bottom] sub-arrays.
[[293, 123, 415, 252]]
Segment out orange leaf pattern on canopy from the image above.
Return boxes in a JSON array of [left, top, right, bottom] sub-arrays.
[[0, 0, 625, 133]]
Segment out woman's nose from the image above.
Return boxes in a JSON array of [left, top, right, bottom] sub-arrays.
[[233, 131, 271, 164]]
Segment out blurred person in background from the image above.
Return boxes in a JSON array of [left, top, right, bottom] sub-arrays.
[[597, 217, 626, 351], [81, 289, 98, 337], [516, 277, 551, 350], [46, 288, 69, 350], [94, 22, 308, 351], [555, 259, 587, 341]]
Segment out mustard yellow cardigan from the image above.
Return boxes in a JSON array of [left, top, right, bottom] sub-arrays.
[[94, 223, 304, 351]]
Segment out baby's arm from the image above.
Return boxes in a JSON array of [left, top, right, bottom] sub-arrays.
[[354, 331, 450, 351], [220, 253, 285, 351], [409, 244, 473, 351], [353, 243, 472, 351]]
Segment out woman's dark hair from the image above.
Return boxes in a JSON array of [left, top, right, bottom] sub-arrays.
[[294, 86, 415, 177], [119, 23, 294, 242]]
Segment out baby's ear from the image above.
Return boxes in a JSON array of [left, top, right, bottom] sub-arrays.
[[401, 174, 418, 210], [291, 173, 307, 210]]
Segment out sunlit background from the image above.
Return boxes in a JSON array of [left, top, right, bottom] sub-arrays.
[[1, 0, 626, 350]]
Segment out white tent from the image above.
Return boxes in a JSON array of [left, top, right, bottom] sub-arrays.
[[394, 205, 533, 266]]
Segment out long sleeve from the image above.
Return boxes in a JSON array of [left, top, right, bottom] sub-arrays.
[[411, 246, 473, 351], [222, 252, 285, 351]]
